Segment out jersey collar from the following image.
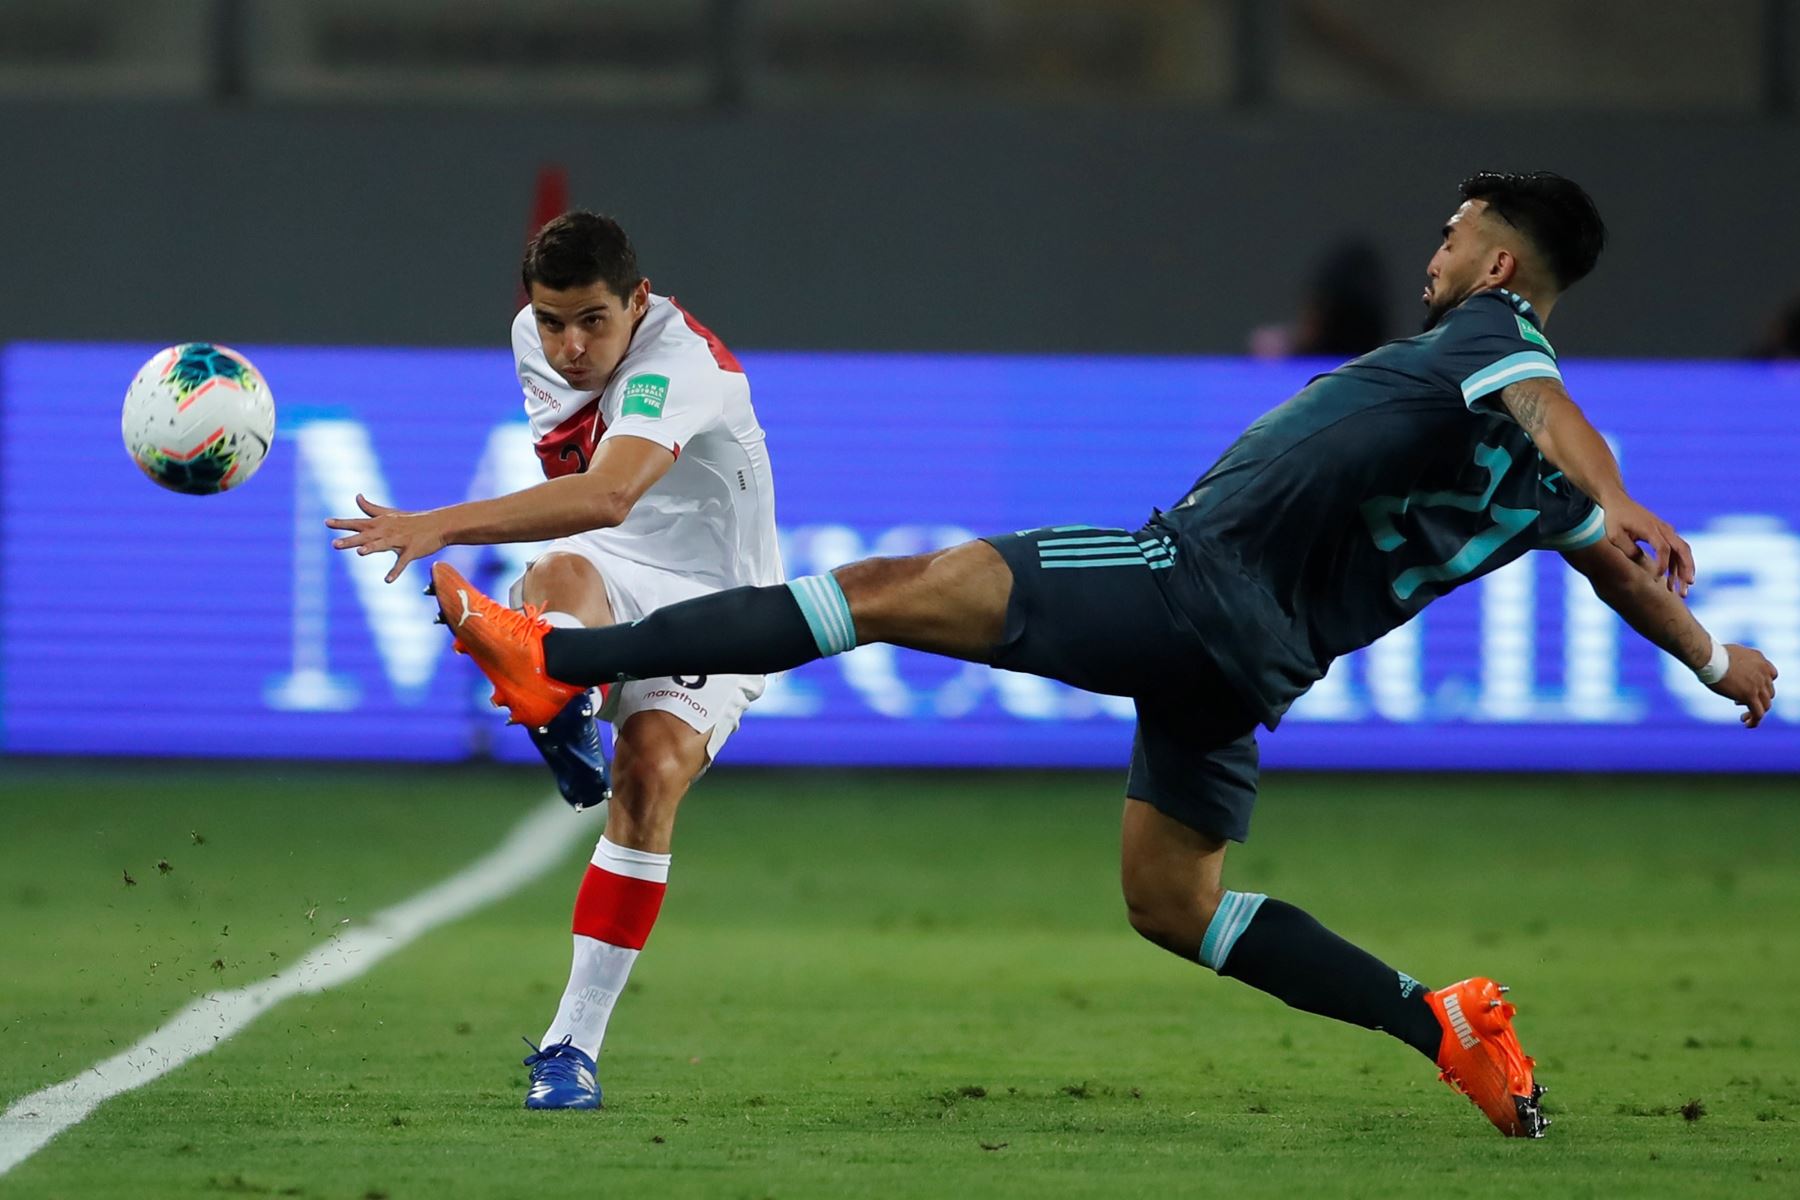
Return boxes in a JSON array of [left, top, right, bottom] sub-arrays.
[[1496, 288, 1543, 328]]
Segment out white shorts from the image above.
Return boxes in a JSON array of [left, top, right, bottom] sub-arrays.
[[512, 535, 765, 765]]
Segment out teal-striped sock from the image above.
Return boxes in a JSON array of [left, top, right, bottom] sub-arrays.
[[1198, 890, 1267, 971], [786, 574, 858, 656], [541, 577, 853, 686], [1205, 894, 1442, 1060]]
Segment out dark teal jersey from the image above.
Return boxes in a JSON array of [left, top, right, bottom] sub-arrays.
[[1154, 288, 1605, 727]]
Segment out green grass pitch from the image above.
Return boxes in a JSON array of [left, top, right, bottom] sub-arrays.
[[2, 761, 1797, 1198]]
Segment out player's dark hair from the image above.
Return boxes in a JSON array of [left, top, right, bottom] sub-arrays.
[[1459, 171, 1606, 292], [521, 211, 643, 299]]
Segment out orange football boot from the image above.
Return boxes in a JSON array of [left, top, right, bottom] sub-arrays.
[[1426, 977, 1548, 1138], [429, 561, 585, 730]]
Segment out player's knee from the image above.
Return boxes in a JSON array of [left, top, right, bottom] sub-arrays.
[[523, 551, 589, 592], [1123, 889, 1179, 949], [612, 717, 702, 808], [612, 742, 692, 805], [522, 553, 610, 624], [1121, 875, 1221, 957]]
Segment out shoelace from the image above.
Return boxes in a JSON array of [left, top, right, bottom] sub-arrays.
[[521, 1034, 586, 1072], [488, 600, 554, 645]]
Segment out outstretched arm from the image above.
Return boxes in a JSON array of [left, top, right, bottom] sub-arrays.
[[1562, 539, 1779, 727], [326, 435, 674, 582], [1500, 376, 1695, 593]]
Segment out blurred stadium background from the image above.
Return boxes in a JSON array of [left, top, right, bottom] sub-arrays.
[[2, 3, 1797, 1197]]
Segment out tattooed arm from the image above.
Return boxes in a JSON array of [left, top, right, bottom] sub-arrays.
[[1500, 376, 1695, 592], [1498, 377, 1627, 506], [1563, 539, 1779, 727]]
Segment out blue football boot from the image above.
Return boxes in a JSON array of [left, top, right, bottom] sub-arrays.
[[522, 1036, 602, 1109], [527, 692, 612, 812]]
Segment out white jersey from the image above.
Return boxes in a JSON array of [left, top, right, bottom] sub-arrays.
[[511, 295, 783, 591]]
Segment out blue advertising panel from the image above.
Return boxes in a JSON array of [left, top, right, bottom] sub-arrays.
[[3, 343, 1796, 770]]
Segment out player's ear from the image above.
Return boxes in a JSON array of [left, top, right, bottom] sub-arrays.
[[630, 278, 652, 317], [1488, 248, 1518, 287]]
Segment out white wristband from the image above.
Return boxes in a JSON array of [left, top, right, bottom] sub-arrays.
[[1696, 636, 1731, 686]]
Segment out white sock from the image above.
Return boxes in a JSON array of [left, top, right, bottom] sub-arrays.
[[539, 837, 671, 1059], [539, 937, 641, 1060]]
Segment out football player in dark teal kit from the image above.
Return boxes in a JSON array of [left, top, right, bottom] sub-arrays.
[[429, 173, 1779, 1137]]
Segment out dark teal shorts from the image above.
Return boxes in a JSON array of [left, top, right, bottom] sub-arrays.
[[980, 525, 1262, 842]]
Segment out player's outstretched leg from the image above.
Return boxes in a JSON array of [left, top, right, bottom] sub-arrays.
[[1120, 799, 1546, 1137], [429, 544, 1010, 726]]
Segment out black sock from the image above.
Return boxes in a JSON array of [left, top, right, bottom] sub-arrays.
[[541, 578, 848, 685], [1211, 896, 1442, 1060]]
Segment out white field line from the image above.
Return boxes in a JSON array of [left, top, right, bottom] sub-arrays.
[[0, 795, 589, 1178]]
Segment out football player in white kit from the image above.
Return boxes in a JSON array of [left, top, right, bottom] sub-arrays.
[[326, 212, 783, 1108]]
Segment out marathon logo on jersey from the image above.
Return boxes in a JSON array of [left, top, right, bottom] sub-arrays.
[[1516, 315, 1556, 358], [524, 376, 559, 412], [621, 373, 670, 419], [642, 685, 710, 719]]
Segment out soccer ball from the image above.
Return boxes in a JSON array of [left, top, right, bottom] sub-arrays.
[[122, 342, 276, 494]]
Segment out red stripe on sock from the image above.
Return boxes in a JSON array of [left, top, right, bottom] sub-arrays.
[[570, 864, 667, 950]]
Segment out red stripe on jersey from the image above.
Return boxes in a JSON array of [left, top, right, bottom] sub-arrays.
[[571, 864, 667, 949], [533, 399, 606, 480], [669, 297, 744, 374]]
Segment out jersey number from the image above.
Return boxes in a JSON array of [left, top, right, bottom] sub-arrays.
[[534, 404, 604, 481], [1360, 442, 1536, 602]]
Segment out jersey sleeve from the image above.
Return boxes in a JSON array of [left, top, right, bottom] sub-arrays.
[[1429, 291, 1564, 417], [509, 307, 535, 385], [510, 306, 553, 415], [599, 361, 724, 457], [1534, 475, 1607, 552]]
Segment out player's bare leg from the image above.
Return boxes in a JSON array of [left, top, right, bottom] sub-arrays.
[[1118, 797, 1229, 957], [602, 711, 704, 852], [1119, 797, 1546, 1137], [833, 540, 1011, 657]]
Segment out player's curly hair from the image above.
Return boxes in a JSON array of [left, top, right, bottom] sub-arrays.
[[1460, 172, 1606, 292], [521, 211, 643, 299]]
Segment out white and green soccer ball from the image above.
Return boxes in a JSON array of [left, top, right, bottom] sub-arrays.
[[122, 342, 276, 495]]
